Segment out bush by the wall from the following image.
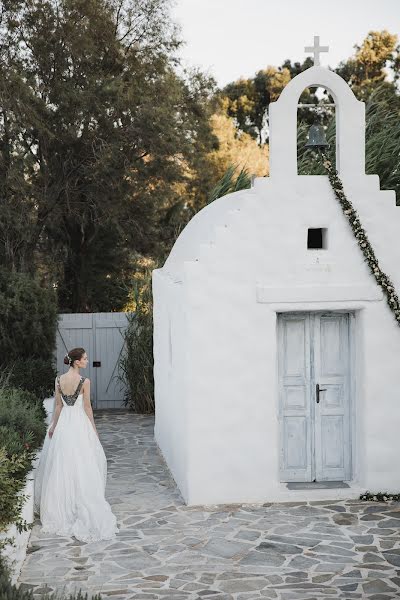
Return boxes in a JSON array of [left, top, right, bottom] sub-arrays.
[[0, 447, 33, 552], [0, 378, 47, 421], [0, 389, 46, 452], [4, 359, 57, 401], [0, 385, 46, 541], [120, 308, 154, 414], [0, 427, 35, 462]]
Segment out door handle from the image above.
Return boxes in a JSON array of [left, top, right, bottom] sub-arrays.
[[316, 383, 327, 403]]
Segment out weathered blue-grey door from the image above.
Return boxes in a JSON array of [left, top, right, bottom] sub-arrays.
[[278, 312, 352, 482], [56, 312, 130, 409]]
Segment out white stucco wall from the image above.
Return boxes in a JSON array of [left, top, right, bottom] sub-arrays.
[[153, 66, 400, 505]]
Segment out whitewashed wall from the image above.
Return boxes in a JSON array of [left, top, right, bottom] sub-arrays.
[[153, 66, 400, 505]]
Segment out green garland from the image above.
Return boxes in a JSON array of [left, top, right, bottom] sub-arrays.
[[320, 152, 400, 326], [360, 491, 400, 502]]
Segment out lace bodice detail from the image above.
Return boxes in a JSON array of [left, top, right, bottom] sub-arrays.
[[57, 375, 86, 406]]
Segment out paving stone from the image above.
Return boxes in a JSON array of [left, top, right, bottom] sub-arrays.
[[378, 519, 400, 529], [361, 514, 386, 521], [332, 513, 358, 525], [339, 583, 358, 591], [219, 578, 268, 593], [351, 534, 374, 544], [356, 545, 380, 553], [311, 544, 356, 557], [385, 512, 400, 519], [238, 551, 286, 567], [342, 570, 362, 578], [287, 555, 319, 569], [234, 529, 260, 541], [381, 550, 400, 567], [362, 579, 397, 594], [256, 541, 302, 554], [201, 538, 250, 559]]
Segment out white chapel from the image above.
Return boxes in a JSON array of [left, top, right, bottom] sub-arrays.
[[152, 38, 400, 505]]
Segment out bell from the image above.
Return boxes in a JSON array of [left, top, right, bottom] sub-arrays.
[[305, 124, 330, 150]]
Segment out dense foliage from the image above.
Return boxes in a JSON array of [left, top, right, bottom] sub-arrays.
[[0, 0, 219, 311], [0, 376, 46, 556], [0, 268, 57, 398]]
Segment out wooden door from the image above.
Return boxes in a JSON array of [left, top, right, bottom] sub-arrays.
[[56, 312, 130, 409], [278, 312, 352, 482]]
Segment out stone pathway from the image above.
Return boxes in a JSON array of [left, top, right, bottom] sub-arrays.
[[17, 412, 400, 599]]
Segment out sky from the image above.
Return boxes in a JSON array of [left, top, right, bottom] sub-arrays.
[[171, 0, 400, 87]]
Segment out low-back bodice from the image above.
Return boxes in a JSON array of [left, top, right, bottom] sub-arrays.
[[57, 375, 86, 406]]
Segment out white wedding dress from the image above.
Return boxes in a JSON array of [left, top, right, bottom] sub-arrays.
[[33, 375, 119, 543]]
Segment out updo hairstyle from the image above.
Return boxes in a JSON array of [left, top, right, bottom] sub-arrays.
[[64, 347, 86, 367]]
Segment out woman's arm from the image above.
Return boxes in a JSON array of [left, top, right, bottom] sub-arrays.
[[83, 379, 99, 437], [49, 378, 63, 437]]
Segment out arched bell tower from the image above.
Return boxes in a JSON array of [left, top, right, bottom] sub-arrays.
[[268, 54, 365, 179]]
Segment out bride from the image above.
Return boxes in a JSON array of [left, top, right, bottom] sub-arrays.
[[34, 347, 119, 542]]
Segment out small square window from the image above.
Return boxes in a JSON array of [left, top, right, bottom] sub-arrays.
[[307, 228, 327, 249]]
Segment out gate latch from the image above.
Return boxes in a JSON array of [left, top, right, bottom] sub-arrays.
[[93, 361, 101, 367]]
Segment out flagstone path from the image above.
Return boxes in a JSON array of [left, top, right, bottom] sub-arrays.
[[17, 412, 400, 599]]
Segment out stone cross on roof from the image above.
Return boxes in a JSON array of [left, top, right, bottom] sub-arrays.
[[304, 35, 329, 66]]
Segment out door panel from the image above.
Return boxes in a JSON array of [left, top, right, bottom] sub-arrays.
[[56, 314, 97, 403], [314, 313, 351, 481], [278, 312, 352, 483], [94, 313, 129, 409], [278, 314, 312, 482]]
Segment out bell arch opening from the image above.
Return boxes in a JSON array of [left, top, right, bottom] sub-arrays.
[[297, 86, 337, 174], [268, 67, 365, 179]]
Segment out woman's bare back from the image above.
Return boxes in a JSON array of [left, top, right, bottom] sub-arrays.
[[59, 372, 84, 396]]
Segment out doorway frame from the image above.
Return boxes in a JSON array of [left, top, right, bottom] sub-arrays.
[[276, 309, 356, 483]]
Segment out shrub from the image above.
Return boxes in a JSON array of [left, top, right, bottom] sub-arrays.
[[0, 570, 36, 599], [0, 268, 58, 362], [0, 427, 35, 461], [0, 388, 46, 452], [120, 260, 154, 414], [0, 447, 33, 551], [4, 359, 57, 401]]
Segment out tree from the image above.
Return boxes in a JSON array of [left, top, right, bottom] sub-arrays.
[[207, 106, 268, 179], [0, 0, 218, 311], [220, 66, 291, 144], [336, 30, 399, 99]]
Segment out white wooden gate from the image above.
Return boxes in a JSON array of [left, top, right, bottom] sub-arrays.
[[55, 313, 131, 409], [278, 311, 352, 482]]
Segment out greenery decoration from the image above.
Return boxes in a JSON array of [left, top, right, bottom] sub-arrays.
[[320, 152, 400, 326], [360, 491, 400, 502]]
